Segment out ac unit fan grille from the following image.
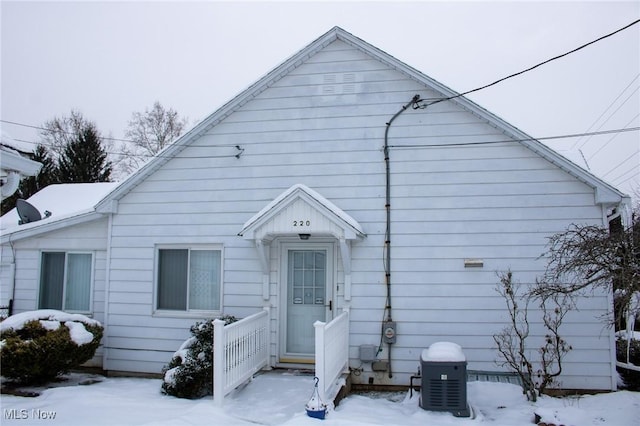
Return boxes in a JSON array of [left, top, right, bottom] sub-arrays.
[[428, 379, 461, 408]]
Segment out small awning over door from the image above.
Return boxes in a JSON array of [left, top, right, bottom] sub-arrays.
[[238, 184, 365, 301]]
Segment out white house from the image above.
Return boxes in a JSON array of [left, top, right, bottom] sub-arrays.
[[0, 27, 630, 391]]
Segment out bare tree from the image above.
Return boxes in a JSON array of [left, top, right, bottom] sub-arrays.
[[532, 208, 639, 328], [493, 271, 537, 400], [536, 293, 573, 394], [41, 110, 98, 157], [494, 271, 574, 400], [119, 101, 188, 175]]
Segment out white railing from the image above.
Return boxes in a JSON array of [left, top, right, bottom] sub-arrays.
[[314, 308, 349, 404], [213, 307, 270, 406]]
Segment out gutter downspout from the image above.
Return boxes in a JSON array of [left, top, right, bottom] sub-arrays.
[[103, 212, 114, 372], [8, 238, 17, 316], [1, 171, 21, 199], [382, 94, 421, 379]]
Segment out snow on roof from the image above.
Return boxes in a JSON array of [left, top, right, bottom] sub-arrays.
[[0, 129, 33, 153], [0, 182, 119, 231], [421, 341, 466, 362]]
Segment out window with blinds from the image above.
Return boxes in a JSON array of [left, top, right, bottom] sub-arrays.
[[156, 248, 221, 312], [39, 252, 92, 313]]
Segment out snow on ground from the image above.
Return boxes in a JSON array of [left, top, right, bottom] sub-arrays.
[[1, 371, 639, 426]]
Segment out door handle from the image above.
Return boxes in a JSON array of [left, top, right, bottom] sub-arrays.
[[328, 300, 332, 311]]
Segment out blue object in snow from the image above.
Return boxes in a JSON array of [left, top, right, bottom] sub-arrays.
[[305, 377, 327, 420]]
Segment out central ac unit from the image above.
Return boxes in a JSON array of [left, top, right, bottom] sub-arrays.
[[419, 342, 470, 417]]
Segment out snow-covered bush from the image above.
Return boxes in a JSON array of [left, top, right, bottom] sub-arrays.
[[0, 310, 103, 385], [161, 314, 237, 399]]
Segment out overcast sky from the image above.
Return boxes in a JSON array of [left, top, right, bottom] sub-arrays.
[[1, 1, 639, 198]]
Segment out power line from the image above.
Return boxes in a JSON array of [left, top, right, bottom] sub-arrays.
[[586, 113, 640, 161], [577, 85, 640, 152], [610, 165, 640, 185], [414, 18, 640, 108], [2, 19, 638, 163], [3, 20, 639, 143], [9, 124, 639, 154], [616, 170, 640, 186], [571, 73, 640, 150], [0, 119, 134, 144], [8, 136, 243, 160], [601, 149, 640, 178], [388, 126, 640, 149]]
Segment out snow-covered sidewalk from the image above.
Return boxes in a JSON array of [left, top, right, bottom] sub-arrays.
[[1, 370, 639, 426]]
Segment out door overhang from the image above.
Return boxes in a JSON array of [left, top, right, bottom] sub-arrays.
[[238, 184, 365, 301]]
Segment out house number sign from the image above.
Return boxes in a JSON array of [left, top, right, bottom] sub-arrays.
[[292, 220, 311, 227]]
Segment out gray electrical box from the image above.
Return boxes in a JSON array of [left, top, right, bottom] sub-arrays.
[[359, 345, 377, 363], [419, 342, 470, 417]]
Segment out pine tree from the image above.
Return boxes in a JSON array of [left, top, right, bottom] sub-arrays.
[[56, 127, 112, 183]]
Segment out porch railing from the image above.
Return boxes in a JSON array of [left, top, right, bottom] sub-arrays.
[[213, 307, 270, 406], [314, 308, 349, 404]]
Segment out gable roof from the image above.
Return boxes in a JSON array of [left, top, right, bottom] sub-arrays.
[[239, 184, 365, 242], [93, 26, 627, 211]]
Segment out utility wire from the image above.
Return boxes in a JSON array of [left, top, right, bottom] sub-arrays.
[[4, 20, 639, 143], [8, 137, 242, 160], [610, 164, 640, 185], [616, 170, 640, 186], [0, 119, 134, 144], [8, 125, 639, 154], [601, 149, 640, 179], [571, 73, 640, 150], [577, 85, 640, 152], [586, 113, 639, 161], [388, 126, 640, 149], [3, 19, 638, 161], [414, 18, 640, 108]]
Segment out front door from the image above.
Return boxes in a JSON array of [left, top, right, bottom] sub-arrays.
[[280, 243, 333, 363]]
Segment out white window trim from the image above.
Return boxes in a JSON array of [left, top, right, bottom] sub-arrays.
[[153, 244, 224, 317], [37, 250, 95, 315]]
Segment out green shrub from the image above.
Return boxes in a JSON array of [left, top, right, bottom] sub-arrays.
[[0, 312, 103, 385], [616, 336, 640, 391], [161, 314, 237, 399]]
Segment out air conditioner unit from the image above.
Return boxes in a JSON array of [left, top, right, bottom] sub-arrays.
[[419, 342, 470, 417]]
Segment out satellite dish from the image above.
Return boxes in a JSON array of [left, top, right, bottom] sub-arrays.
[[16, 199, 42, 225]]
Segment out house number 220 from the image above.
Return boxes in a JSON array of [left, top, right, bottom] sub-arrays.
[[293, 220, 311, 227]]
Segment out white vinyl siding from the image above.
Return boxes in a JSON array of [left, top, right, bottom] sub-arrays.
[[39, 252, 93, 313], [156, 247, 222, 312], [99, 38, 619, 388]]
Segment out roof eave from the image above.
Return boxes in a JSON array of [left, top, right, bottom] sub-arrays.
[[0, 211, 105, 244], [0, 149, 42, 176]]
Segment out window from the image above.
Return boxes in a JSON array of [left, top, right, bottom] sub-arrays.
[[39, 252, 93, 312], [156, 248, 221, 312]]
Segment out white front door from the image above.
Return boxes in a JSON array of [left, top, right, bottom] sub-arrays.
[[280, 243, 333, 363]]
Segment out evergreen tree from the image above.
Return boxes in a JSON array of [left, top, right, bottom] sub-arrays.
[[56, 127, 112, 183]]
